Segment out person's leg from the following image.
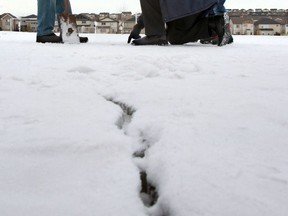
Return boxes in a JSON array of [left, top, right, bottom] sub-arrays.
[[211, 0, 233, 46], [37, 0, 57, 36], [56, 0, 72, 22], [167, 11, 211, 45], [36, 0, 62, 42], [56, 0, 70, 14], [140, 0, 166, 36], [202, 0, 233, 46], [217, 0, 226, 14], [131, 0, 167, 45], [56, 0, 67, 30], [167, 11, 231, 46], [209, 0, 226, 16]]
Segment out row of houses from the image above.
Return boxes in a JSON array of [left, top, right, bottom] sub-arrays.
[[0, 12, 139, 34], [230, 17, 288, 35], [1, 9, 288, 35], [228, 9, 288, 35]]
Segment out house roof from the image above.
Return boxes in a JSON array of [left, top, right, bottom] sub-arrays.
[[259, 28, 274, 31], [0, 13, 17, 19], [22, 14, 37, 19], [97, 26, 111, 29], [126, 17, 136, 22], [121, 12, 132, 15], [230, 17, 253, 24], [254, 18, 282, 25], [273, 17, 288, 25], [76, 14, 92, 21], [99, 17, 118, 22]]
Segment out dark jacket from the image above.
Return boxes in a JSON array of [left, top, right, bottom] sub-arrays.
[[160, 0, 218, 22]]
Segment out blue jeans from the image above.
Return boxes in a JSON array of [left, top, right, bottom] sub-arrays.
[[37, 0, 71, 36], [210, 0, 226, 16]]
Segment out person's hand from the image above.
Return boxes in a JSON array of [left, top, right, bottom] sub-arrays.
[[127, 24, 142, 43]]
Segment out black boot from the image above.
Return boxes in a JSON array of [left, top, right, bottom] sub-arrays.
[[59, 34, 88, 43], [132, 35, 168, 46], [221, 13, 233, 46], [80, 36, 88, 43], [36, 33, 62, 43], [208, 15, 231, 46], [200, 34, 219, 45]]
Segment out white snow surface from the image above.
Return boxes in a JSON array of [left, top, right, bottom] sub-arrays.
[[0, 32, 288, 216]]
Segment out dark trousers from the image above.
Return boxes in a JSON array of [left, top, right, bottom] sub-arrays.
[[167, 12, 211, 44], [140, 0, 166, 36], [140, 0, 211, 44]]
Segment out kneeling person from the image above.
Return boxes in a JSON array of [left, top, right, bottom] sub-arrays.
[[130, 0, 231, 46]]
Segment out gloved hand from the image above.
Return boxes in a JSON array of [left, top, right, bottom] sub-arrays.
[[127, 24, 142, 43]]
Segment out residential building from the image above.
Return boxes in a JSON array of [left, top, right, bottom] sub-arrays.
[[76, 14, 95, 33], [110, 13, 122, 21], [120, 16, 136, 34], [82, 13, 99, 21], [0, 13, 17, 31], [230, 17, 254, 35], [1, 9, 288, 35], [20, 14, 37, 32], [228, 8, 288, 35], [96, 17, 118, 33], [99, 12, 110, 19], [254, 18, 282, 35], [120, 12, 133, 21], [285, 23, 288, 35]]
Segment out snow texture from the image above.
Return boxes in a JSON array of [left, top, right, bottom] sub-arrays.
[[0, 32, 288, 216]]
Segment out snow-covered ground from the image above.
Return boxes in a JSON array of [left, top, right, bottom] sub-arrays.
[[0, 32, 288, 216]]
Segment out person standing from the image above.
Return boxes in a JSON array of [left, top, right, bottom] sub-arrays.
[[36, 0, 88, 43]]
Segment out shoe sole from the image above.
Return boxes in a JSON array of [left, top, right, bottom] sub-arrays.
[[132, 40, 168, 46]]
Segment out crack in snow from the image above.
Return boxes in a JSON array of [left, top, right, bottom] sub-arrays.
[[105, 98, 135, 130], [139, 171, 159, 207], [105, 97, 162, 215]]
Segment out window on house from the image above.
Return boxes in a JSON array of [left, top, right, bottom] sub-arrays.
[[102, 22, 106, 25], [82, 21, 86, 24]]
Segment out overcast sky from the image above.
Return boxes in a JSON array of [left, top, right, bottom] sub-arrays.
[[0, 0, 287, 17]]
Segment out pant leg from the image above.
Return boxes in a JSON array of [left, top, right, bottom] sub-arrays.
[[209, 0, 226, 16], [167, 11, 210, 45], [56, 0, 71, 14], [37, 0, 57, 36], [140, 0, 166, 36], [56, 0, 73, 31], [217, 0, 226, 14]]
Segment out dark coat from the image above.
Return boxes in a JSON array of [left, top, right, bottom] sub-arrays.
[[160, 0, 218, 22]]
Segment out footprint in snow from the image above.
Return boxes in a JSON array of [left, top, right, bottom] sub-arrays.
[[68, 66, 95, 74]]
